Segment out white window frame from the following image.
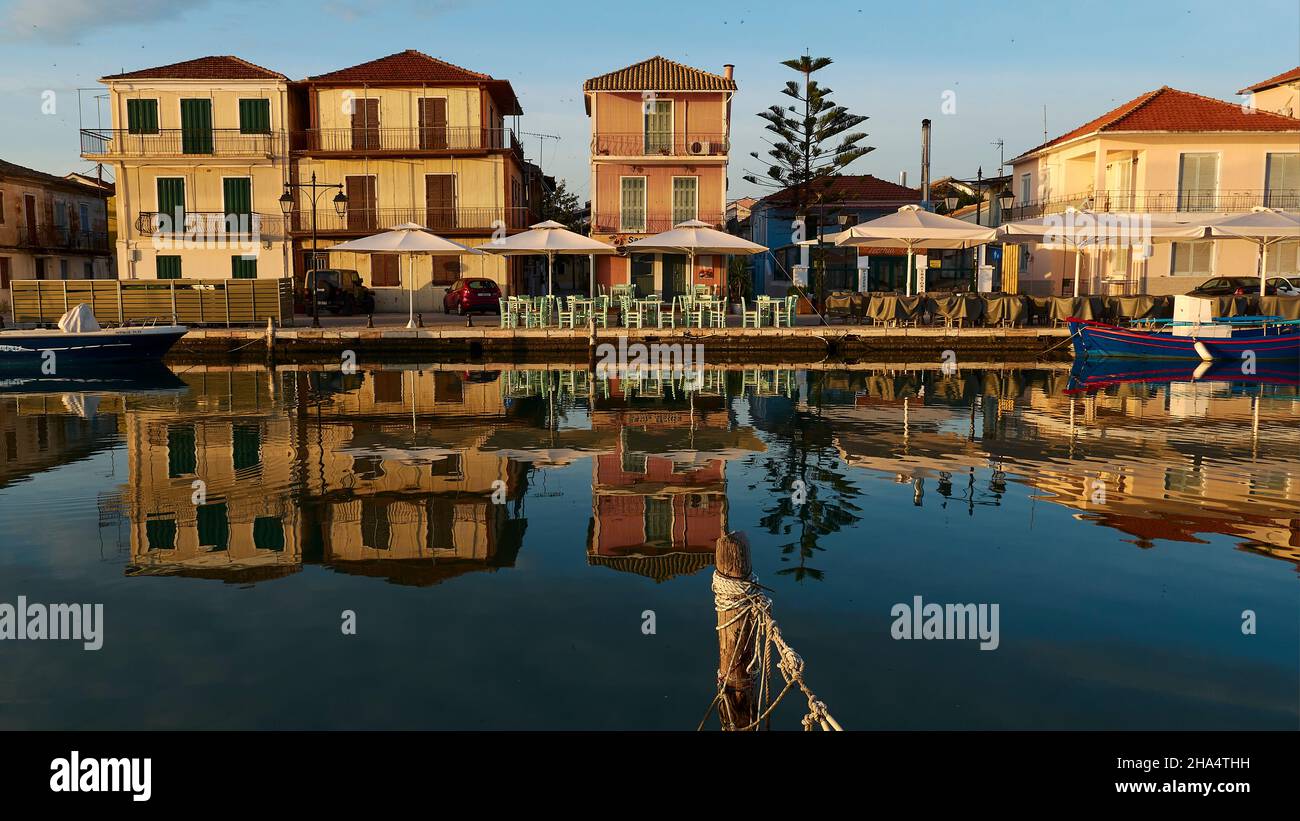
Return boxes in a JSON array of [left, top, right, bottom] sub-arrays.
[[1264, 152, 1300, 208], [671, 176, 698, 225], [1169, 241, 1216, 278], [1020, 173, 1031, 204], [619, 176, 647, 233]]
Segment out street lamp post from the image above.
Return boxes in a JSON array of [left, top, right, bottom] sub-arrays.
[[280, 172, 348, 328]]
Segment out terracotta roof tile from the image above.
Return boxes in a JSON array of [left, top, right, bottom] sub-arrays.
[[1011, 86, 1300, 161], [307, 50, 493, 83], [102, 56, 286, 81], [584, 56, 736, 92], [1239, 66, 1300, 94], [759, 175, 920, 207]]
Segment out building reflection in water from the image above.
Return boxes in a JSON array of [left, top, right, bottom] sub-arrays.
[[2, 362, 1298, 586]]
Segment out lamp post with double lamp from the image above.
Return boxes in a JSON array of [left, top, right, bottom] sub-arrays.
[[280, 172, 348, 328]]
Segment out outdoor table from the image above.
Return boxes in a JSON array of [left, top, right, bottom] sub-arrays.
[[1106, 295, 1156, 321], [755, 296, 779, 326], [825, 292, 857, 322], [982, 294, 1028, 326], [1049, 296, 1104, 323], [1213, 295, 1259, 317], [925, 293, 984, 326], [636, 298, 662, 325], [869, 294, 922, 325], [1259, 296, 1300, 320]]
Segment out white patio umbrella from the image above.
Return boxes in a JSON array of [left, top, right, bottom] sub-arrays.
[[480, 220, 616, 296], [999, 209, 1207, 296], [328, 223, 484, 328], [1203, 208, 1300, 296], [622, 219, 766, 293], [831, 205, 996, 296]]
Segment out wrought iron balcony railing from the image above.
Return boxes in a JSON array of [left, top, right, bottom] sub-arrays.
[[592, 133, 729, 157], [12, 223, 110, 252], [1008, 189, 1300, 219], [292, 126, 522, 155], [290, 206, 533, 234], [591, 213, 725, 235], [81, 128, 283, 158], [135, 212, 286, 239]]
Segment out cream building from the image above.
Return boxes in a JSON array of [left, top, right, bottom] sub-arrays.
[[82, 56, 292, 283], [291, 50, 533, 312], [1241, 66, 1300, 118], [1006, 82, 1300, 296]]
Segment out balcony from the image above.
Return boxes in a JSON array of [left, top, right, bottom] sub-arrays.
[[135, 212, 286, 240], [591, 213, 725, 236], [290, 206, 533, 235], [1008, 188, 1300, 220], [292, 127, 523, 157], [592, 133, 728, 159], [12, 223, 110, 253], [81, 128, 282, 159]]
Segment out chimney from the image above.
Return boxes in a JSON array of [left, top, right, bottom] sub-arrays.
[[723, 64, 734, 80], [920, 119, 932, 205], [899, 171, 908, 187]]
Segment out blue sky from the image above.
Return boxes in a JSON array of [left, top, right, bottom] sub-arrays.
[[1, 0, 1296, 201]]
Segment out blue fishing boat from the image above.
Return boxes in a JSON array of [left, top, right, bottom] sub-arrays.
[[0, 305, 186, 369], [1068, 316, 1300, 361], [1066, 357, 1300, 393]]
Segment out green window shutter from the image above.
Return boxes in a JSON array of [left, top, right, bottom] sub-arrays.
[[223, 178, 251, 217], [146, 518, 177, 551], [196, 502, 229, 551], [238, 99, 271, 134], [620, 178, 645, 232], [232, 423, 261, 469], [180, 99, 213, 154], [672, 178, 697, 224], [253, 516, 284, 552], [157, 177, 185, 232], [231, 256, 257, 279], [157, 255, 182, 280], [127, 99, 159, 134], [167, 424, 196, 476]]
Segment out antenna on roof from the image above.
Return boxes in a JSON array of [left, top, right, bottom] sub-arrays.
[[992, 138, 1005, 176], [1042, 105, 1048, 144], [520, 131, 559, 169]]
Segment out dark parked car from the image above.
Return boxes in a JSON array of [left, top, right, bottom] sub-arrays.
[[443, 278, 501, 315], [1187, 276, 1279, 297], [304, 269, 375, 315]]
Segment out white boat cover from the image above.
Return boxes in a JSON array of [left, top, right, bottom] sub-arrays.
[[57, 303, 101, 333]]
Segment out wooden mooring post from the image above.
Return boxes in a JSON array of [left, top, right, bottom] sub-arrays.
[[714, 531, 757, 730]]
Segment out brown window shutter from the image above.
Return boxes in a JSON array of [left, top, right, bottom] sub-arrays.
[[350, 98, 379, 150], [371, 253, 399, 287], [346, 176, 376, 232], [425, 174, 456, 230], [418, 98, 448, 150]]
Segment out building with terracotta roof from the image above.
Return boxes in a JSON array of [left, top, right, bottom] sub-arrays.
[[584, 56, 737, 298], [748, 174, 920, 295], [1239, 66, 1300, 118], [288, 50, 534, 309], [1, 159, 113, 310], [82, 55, 292, 283], [1006, 82, 1300, 296]]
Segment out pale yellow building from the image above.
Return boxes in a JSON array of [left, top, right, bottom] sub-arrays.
[[82, 56, 292, 283], [1006, 82, 1300, 296], [1241, 66, 1300, 118], [290, 50, 534, 311]]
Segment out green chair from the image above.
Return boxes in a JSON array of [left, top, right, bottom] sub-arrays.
[[740, 298, 761, 328]]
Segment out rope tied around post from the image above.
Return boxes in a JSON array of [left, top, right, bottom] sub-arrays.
[[703, 551, 842, 732]]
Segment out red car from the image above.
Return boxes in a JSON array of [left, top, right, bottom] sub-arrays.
[[443, 278, 501, 315]]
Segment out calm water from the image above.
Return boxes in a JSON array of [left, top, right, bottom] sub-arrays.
[[1, 361, 1297, 730]]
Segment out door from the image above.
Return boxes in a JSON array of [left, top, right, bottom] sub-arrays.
[[346, 176, 376, 232], [663, 254, 688, 301], [425, 174, 456, 230], [23, 195, 37, 244], [351, 98, 379, 150], [180, 99, 213, 154], [630, 254, 655, 298], [35, 258, 46, 280], [223, 178, 251, 234], [157, 178, 185, 233], [418, 98, 448, 150]]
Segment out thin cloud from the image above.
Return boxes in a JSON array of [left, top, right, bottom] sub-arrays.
[[2, 0, 213, 42]]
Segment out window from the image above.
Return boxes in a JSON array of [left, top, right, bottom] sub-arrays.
[[196, 502, 229, 551], [1265, 153, 1300, 209], [418, 97, 448, 150], [253, 517, 284, 552], [351, 98, 380, 150], [345, 175, 376, 232], [156, 255, 182, 279], [1020, 173, 1031, 204], [1265, 241, 1300, 276], [1171, 242, 1213, 277], [83, 261, 93, 279], [372, 370, 403, 403], [156, 177, 185, 231], [79, 203, 89, 230], [238, 99, 271, 134], [360, 499, 391, 550], [371, 254, 400, 287], [223, 177, 251, 220], [145, 518, 177, 551], [59, 259, 68, 279], [167, 424, 196, 477], [644, 496, 673, 545], [179, 98, 213, 154], [232, 424, 261, 471], [0, 257, 10, 289], [425, 174, 456, 229], [671, 177, 698, 225], [126, 99, 159, 135], [1177, 153, 1218, 211], [643, 100, 672, 153], [231, 256, 257, 279], [620, 177, 646, 232]]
